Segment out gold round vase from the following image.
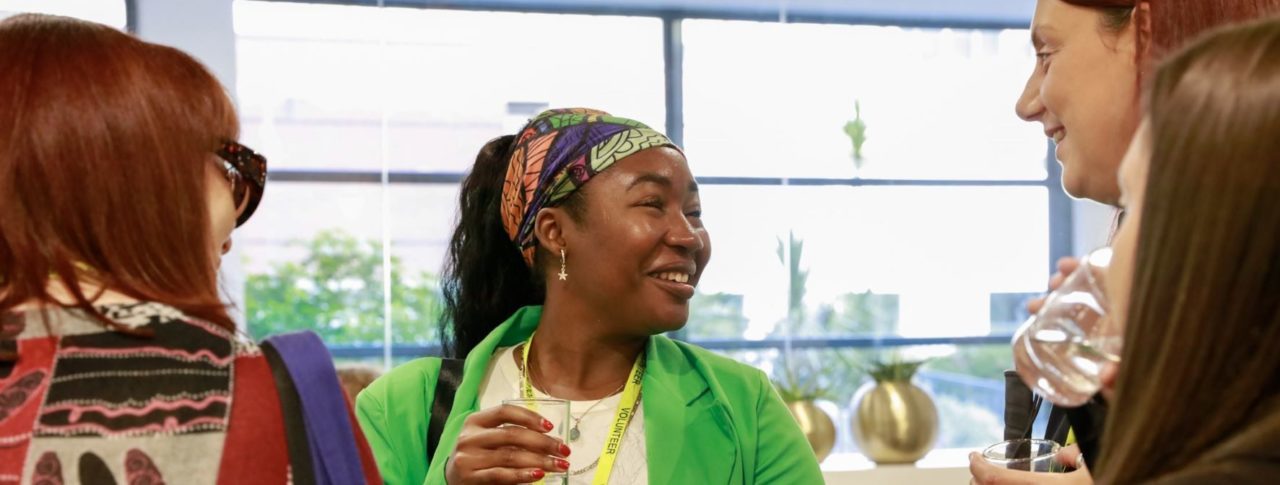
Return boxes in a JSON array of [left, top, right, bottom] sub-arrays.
[[851, 381, 938, 464], [786, 400, 836, 462]]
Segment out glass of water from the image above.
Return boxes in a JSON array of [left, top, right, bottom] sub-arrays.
[[982, 439, 1064, 472], [503, 398, 570, 485], [1012, 247, 1122, 407]]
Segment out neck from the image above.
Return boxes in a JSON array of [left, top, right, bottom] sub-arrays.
[[526, 299, 646, 401], [11, 279, 137, 312]]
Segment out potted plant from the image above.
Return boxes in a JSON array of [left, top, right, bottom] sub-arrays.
[[772, 355, 837, 463], [770, 231, 837, 462], [851, 357, 939, 464]]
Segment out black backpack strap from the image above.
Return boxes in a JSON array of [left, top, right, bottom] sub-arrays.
[[427, 358, 466, 465]]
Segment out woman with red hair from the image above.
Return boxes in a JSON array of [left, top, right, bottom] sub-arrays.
[[1015, 0, 1280, 205], [0, 14, 379, 484]]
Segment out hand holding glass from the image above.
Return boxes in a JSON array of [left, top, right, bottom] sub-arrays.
[[1013, 247, 1122, 407], [503, 398, 570, 485], [981, 439, 1065, 472]]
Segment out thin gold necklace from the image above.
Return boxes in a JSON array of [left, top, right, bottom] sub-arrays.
[[515, 344, 641, 478], [517, 344, 627, 441]]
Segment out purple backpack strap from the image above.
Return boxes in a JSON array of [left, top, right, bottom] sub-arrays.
[[263, 331, 366, 485]]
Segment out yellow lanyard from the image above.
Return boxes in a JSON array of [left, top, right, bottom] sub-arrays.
[[521, 332, 645, 485]]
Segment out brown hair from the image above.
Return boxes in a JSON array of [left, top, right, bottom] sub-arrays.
[[1096, 17, 1280, 483], [0, 14, 238, 329], [1063, 0, 1280, 76]]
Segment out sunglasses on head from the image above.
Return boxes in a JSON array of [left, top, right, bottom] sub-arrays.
[[215, 140, 267, 227]]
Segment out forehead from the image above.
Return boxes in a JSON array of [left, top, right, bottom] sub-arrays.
[[597, 147, 691, 183], [1031, 0, 1096, 40]]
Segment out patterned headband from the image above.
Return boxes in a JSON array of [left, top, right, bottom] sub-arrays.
[[500, 108, 679, 266]]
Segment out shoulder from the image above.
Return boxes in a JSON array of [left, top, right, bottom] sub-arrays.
[[354, 357, 446, 483], [12, 301, 236, 343], [357, 356, 442, 413]]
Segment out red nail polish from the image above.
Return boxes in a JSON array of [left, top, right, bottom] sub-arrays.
[[555, 459, 570, 471], [543, 419, 554, 431], [531, 469, 546, 480], [560, 444, 572, 457]]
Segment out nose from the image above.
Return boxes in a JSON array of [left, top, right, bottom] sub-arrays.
[[666, 213, 705, 254], [1016, 66, 1046, 122]]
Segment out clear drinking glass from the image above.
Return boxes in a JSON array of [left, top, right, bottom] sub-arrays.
[[982, 439, 1064, 472], [503, 398, 570, 485], [1012, 247, 1123, 407]]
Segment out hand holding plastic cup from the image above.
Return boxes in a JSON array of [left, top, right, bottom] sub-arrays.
[[1012, 247, 1123, 407]]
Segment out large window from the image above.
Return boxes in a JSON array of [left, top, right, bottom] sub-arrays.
[[679, 20, 1050, 453], [233, 1, 666, 366], [235, 2, 664, 174], [232, 0, 1059, 453], [683, 20, 1044, 180]]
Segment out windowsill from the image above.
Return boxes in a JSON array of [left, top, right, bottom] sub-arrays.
[[821, 448, 971, 485]]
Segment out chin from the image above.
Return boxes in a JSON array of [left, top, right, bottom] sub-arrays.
[[1059, 166, 1092, 201], [1064, 175, 1120, 205], [648, 305, 691, 335]]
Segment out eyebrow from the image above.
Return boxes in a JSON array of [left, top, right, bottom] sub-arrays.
[[628, 173, 672, 191], [1030, 24, 1058, 50], [627, 173, 701, 196]]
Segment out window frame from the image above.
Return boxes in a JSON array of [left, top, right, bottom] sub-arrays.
[[220, 0, 1071, 359]]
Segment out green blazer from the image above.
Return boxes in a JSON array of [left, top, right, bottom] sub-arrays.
[[356, 306, 824, 485]]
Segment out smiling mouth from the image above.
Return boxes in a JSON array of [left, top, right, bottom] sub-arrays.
[[651, 271, 690, 284]]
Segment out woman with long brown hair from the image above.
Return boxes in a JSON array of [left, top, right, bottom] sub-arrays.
[[0, 14, 379, 483], [1093, 17, 1280, 483], [976, 1, 1280, 483]]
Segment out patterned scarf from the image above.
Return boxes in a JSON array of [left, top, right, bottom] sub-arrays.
[[500, 108, 679, 266]]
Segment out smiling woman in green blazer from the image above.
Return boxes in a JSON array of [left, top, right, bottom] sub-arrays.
[[356, 109, 822, 485]]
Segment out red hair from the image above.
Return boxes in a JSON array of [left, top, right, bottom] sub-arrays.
[[0, 14, 238, 330], [1063, 0, 1280, 75]]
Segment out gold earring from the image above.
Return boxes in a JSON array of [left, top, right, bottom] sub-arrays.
[[558, 248, 568, 281]]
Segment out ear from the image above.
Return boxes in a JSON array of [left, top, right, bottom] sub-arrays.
[[1134, 1, 1153, 62], [532, 207, 572, 256]]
